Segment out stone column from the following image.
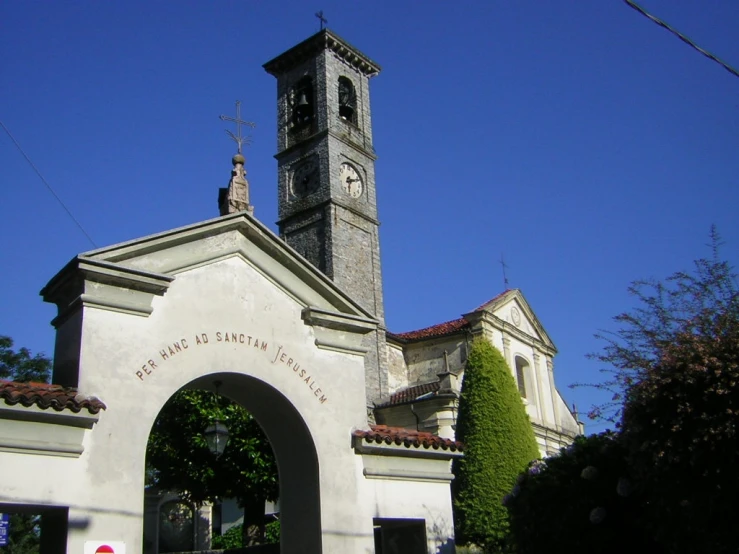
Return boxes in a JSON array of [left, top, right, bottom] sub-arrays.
[[547, 358, 561, 432], [532, 352, 546, 423], [502, 336, 512, 372]]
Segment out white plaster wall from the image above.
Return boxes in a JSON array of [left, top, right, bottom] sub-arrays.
[[404, 337, 467, 386], [20, 256, 379, 554], [357, 468, 456, 554]]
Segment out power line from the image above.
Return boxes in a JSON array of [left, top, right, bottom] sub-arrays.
[[623, 0, 739, 79], [1, 120, 98, 248]]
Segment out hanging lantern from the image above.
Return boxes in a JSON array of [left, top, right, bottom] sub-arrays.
[[204, 419, 229, 458], [205, 380, 229, 457]]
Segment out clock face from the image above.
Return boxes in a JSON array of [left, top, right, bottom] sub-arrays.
[[291, 158, 319, 197], [339, 162, 363, 199]]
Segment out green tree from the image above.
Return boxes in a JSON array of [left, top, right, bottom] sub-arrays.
[[0, 337, 51, 554], [580, 228, 739, 552], [585, 227, 737, 423], [0, 336, 51, 383], [146, 390, 279, 546], [617, 261, 739, 553], [3, 514, 41, 554], [452, 339, 539, 551]]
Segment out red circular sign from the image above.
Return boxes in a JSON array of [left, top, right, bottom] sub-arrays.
[[95, 546, 115, 554]]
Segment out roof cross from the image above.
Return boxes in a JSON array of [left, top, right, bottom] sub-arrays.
[[315, 10, 327, 30], [499, 254, 510, 288], [219, 101, 256, 155]]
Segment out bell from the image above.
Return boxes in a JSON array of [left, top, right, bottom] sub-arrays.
[[339, 103, 354, 122], [296, 92, 311, 120]]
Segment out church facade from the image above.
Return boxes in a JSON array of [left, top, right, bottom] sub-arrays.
[[379, 289, 582, 455], [0, 28, 578, 554]]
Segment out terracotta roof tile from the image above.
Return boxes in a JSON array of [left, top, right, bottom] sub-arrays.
[[353, 424, 463, 452], [377, 381, 441, 407], [472, 289, 513, 312], [0, 381, 106, 414], [388, 290, 513, 342], [388, 317, 470, 341]]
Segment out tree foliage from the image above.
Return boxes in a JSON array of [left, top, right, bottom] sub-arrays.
[[584, 226, 737, 423], [3, 514, 41, 554], [146, 389, 279, 545], [505, 433, 662, 554], [452, 339, 539, 551], [523, 228, 739, 553], [0, 337, 49, 554], [619, 278, 739, 552], [0, 336, 51, 383]]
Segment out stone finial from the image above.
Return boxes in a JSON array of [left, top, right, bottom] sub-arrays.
[[219, 154, 254, 216], [438, 352, 459, 395], [437, 370, 459, 395]]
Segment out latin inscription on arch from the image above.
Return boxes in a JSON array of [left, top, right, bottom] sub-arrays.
[[134, 330, 328, 404]]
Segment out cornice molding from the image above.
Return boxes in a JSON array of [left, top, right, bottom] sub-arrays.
[[302, 306, 377, 355], [466, 310, 557, 356], [264, 29, 381, 77]]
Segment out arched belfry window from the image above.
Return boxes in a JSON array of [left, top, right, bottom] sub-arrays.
[[290, 76, 314, 130], [515, 356, 529, 399], [338, 76, 357, 125]]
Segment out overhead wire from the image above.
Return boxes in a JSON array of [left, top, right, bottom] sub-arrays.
[[623, 0, 739, 79], [1, 120, 98, 248]]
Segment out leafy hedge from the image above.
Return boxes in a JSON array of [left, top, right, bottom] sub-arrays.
[[505, 433, 662, 554], [452, 339, 539, 551], [212, 520, 280, 549]]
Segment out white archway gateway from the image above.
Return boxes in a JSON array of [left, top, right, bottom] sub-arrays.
[[0, 213, 461, 554]]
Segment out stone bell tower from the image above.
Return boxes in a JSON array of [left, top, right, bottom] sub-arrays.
[[264, 29, 388, 409]]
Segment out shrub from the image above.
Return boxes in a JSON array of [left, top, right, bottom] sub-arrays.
[[505, 433, 661, 554], [212, 524, 243, 549], [452, 339, 539, 551]]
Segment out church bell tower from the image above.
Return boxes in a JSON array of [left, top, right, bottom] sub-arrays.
[[264, 29, 388, 408]]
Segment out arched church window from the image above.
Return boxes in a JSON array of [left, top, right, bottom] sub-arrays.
[[290, 76, 314, 130], [515, 356, 529, 399], [338, 76, 357, 125]]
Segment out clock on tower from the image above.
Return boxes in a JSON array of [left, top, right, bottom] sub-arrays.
[[264, 29, 389, 408]]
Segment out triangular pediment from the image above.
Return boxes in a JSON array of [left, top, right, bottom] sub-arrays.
[[42, 212, 374, 323], [470, 289, 556, 352]]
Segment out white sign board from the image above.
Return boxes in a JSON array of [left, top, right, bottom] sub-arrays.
[[84, 542, 126, 554]]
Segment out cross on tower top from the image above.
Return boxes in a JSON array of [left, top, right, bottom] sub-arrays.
[[315, 10, 327, 30], [219, 100, 256, 155]]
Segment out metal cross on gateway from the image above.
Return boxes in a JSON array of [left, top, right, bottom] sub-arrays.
[[219, 101, 256, 155], [315, 10, 327, 30]]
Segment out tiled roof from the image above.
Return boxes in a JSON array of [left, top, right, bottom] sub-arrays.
[[388, 290, 513, 342], [353, 424, 463, 452], [378, 381, 441, 407], [388, 317, 470, 341], [0, 381, 106, 414], [473, 289, 513, 312]]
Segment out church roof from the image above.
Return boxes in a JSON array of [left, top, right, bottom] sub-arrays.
[[42, 211, 376, 326], [387, 290, 511, 342], [353, 424, 463, 452], [387, 289, 556, 351], [388, 317, 469, 341], [377, 381, 441, 407], [0, 380, 106, 414]]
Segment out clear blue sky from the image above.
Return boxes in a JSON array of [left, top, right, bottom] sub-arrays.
[[2, 1, 737, 433]]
